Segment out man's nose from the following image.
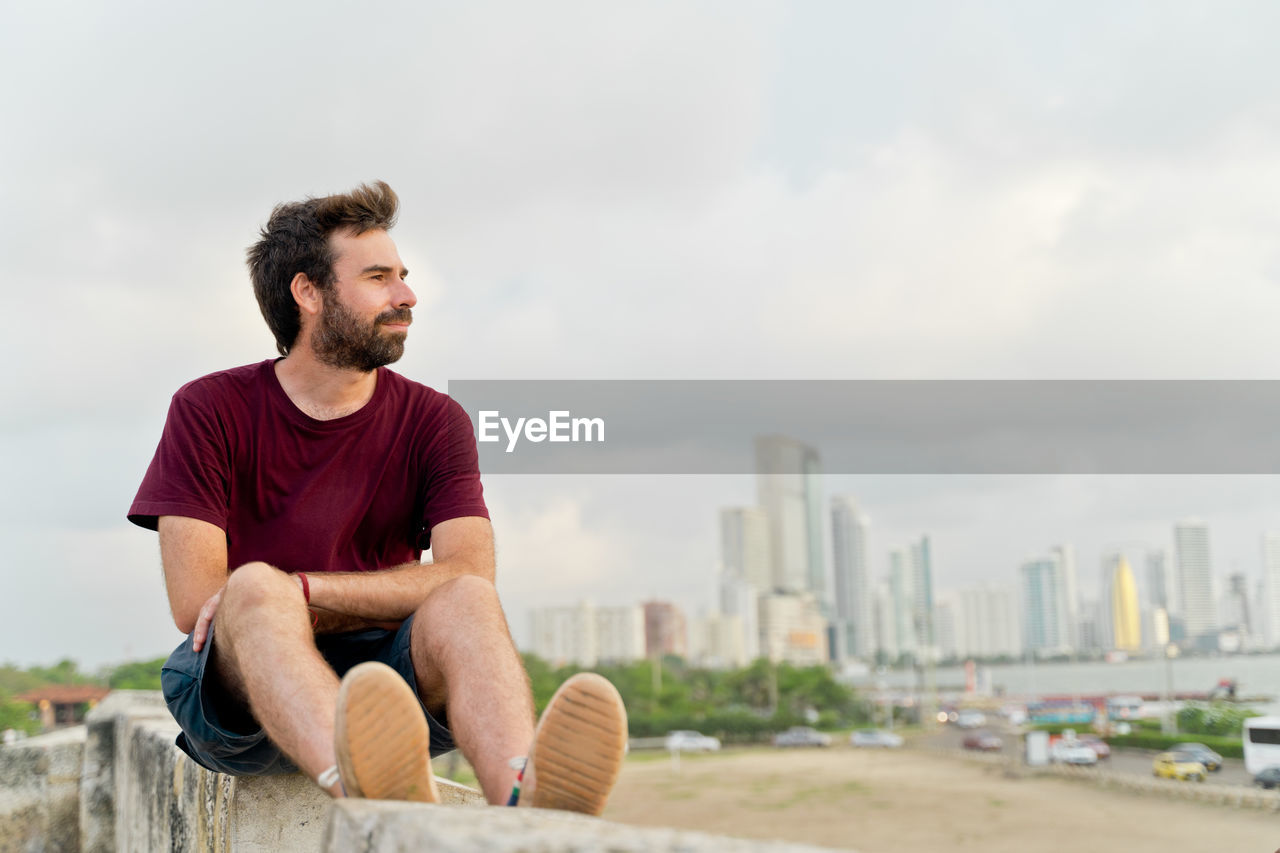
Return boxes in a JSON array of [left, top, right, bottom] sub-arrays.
[[394, 279, 417, 308]]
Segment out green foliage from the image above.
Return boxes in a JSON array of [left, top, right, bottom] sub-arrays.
[[521, 653, 871, 740], [0, 692, 39, 735], [1175, 702, 1259, 737], [108, 658, 169, 690], [1107, 730, 1243, 759]]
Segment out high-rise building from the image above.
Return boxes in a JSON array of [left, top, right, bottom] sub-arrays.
[[1262, 534, 1280, 649], [642, 601, 688, 659], [910, 536, 935, 655], [1221, 572, 1252, 639], [595, 606, 646, 664], [756, 436, 825, 603], [716, 572, 760, 661], [720, 507, 772, 592], [1146, 549, 1178, 616], [830, 496, 872, 659], [1110, 556, 1141, 652], [1050, 545, 1078, 650], [688, 612, 750, 668], [1021, 555, 1067, 656], [757, 591, 828, 665], [872, 579, 898, 663], [888, 547, 916, 657], [531, 602, 645, 667], [954, 583, 1021, 659], [531, 602, 596, 667], [1175, 520, 1215, 644]]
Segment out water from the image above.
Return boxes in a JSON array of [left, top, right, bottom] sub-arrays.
[[853, 652, 1280, 715]]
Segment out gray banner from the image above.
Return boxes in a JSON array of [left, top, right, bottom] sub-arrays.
[[446, 380, 1280, 474]]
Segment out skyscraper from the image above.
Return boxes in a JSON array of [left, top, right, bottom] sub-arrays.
[[830, 496, 872, 659], [1021, 555, 1065, 656], [888, 547, 915, 657], [720, 507, 771, 592], [1146, 548, 1178, 616], [756, 435, 825, 604], [910, 536, 935, 655], [1110, 556, 1141, 652], [1175, 520, 1215, 644], [1050, 544, 1078, 650]]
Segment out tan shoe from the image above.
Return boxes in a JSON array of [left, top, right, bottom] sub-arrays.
[[521, 672, 628, 815], [334, 661, 439, 802]]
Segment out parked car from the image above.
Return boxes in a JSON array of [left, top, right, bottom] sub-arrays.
[[850, 729, 904, 748], [962, 730, 1003, 752], [1051, 739, 1099, 766], [1152, 751, 1207, 782], [773, 726, 831, 747], [955, 710, 987, 729], [664, 730, 721, 752], [1170, 742, 1222, 772], [1253, 766, 1280, 789], [1076, 734, 1111, 760]]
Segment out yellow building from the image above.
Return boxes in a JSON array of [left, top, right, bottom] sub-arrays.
[[1111, 557, 1141, 651]]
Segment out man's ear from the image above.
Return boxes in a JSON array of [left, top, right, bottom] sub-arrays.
[[291, 273, 323, 319]]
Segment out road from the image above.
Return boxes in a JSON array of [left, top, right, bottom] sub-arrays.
[[926, 721, 1254, 787]]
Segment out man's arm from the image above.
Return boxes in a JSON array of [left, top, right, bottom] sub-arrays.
[[158, 515, 229, 637], [305, 516, 495, 621]]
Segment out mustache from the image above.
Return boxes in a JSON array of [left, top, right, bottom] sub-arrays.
[[377, 308, 413, 325]]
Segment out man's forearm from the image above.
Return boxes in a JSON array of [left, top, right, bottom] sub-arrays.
[[305, 558, 490, 622]]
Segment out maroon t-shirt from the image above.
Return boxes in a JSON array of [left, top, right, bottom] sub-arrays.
[[128, 360, 489, 574]]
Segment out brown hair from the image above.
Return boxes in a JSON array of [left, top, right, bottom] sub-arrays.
[[246, 181, 400, 355]]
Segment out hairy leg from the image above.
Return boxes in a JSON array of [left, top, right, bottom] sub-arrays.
[[410, 575, 535, 804], [212, 561, 343, 795]]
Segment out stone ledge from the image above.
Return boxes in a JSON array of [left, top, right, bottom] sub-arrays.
[[323, 800, 851, 852], [0, 725, 85, 853]]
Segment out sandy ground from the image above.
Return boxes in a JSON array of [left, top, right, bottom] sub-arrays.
[[601, 747, 1279, 853]]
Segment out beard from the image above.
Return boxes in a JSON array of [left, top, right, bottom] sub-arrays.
[[312, 294, 411, 372]]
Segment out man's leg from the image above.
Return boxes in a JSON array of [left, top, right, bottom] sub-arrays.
[[408, 574, 535, 804], [212, 561, 344, 795]]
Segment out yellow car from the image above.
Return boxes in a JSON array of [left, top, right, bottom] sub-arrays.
[[1152, 751, 1207, 782]]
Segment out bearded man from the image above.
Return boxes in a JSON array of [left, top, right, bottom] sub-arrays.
[[128, 181, 626, 811]]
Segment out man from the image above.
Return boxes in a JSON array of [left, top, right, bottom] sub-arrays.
[[128, 181, 626, 811]]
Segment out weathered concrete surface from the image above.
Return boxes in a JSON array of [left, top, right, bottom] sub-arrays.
[[0, 725, 85, 853], [82, 690, 170, 853], [78, 690, 484, 852], [323, 800, 854, 852]]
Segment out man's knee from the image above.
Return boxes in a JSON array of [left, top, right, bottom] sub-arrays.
[[418, 574, 499, 621], [222, 561, 295, 613]]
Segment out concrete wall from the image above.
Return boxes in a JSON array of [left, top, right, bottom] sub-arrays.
[[0, 726, 85, 852], [3, 691, 854, 853]]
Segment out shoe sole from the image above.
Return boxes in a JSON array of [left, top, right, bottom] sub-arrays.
[[334, 661, 438, 802], [526, 672, 628, 815]]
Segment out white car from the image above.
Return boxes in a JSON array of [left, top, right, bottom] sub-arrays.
[[850, 729, 904, 748], [664, 730, 721, 752], [1051, 739, 1099, 766], [773, 726, 832, 747], [955, 710, 987, 729]]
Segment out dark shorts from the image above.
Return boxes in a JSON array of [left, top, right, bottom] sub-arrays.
[[160, 614, 455, 776]]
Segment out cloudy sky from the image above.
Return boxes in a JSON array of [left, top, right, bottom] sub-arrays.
[[4, 1, 1280, 667]]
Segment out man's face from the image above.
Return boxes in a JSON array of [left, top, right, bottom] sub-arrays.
[[311, 228, 417, 372]]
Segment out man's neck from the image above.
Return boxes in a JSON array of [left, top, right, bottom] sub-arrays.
[[275, 348, 379, 421]]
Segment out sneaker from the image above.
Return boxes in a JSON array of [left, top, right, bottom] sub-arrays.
[[334, 661, 439, 802], [521, 672, 628, 815]]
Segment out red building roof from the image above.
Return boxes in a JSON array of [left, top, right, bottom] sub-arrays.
[[15, 685, 111, 705]]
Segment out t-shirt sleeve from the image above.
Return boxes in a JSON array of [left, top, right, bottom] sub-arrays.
[[417, 396, 490, 549], [127, 386, 232, 532]]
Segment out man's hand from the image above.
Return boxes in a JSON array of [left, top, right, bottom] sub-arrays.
[[191, 585, 225, 652]]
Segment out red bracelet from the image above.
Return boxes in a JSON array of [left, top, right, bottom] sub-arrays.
[[297, 572, 310, 604]]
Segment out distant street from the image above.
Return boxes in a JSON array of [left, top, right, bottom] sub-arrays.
[[924, 720, 1254, 787]]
